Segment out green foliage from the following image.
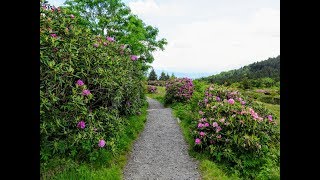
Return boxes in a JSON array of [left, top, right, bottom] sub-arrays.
[[40, 1, 146, 164], [147, 85, 157, 93], [148, 68, 158, 81], [200, 56, 280, 87], [164, 78, 194, 104], [64, 0, 167, 69]]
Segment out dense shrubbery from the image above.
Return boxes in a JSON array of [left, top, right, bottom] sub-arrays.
[[147, 85, 157, 93], [191, 85, 280, 178], [164, 78, 194, 104], [148, 80, 166, 86], [40, 2, 145, 163]]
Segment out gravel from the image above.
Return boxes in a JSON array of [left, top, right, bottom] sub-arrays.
[[123, 98, 201, 180]]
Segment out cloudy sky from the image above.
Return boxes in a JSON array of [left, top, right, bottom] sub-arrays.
[[47, 0, 280, 76]]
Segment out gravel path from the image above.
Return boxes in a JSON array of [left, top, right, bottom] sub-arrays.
[[123, 98, 201, 180]]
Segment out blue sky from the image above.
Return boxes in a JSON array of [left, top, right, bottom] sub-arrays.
[[47, 0, 280, 77]]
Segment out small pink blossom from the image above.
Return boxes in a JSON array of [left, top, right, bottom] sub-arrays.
[[228, 99, 235, 104], [98, 140, 106, 147], [241, 101, 246, 105], [268, 115, 273, 122], [103, 42, 107, 46], [216, 126, 222, 133], [93, 43, 99, 47], [198, 123, 204, 128], [50, 33, 57, 38], [106, 36, 114, 42], [77, 121, 85, 129], [199, 111, 204, 115], [216, 97, 221, 101], [195, 138, 201, 144], [204, 123, 209, 127], [76, 79, 84, 86], [219, 118, 225, 123], [217, 135, 221, 139], [199, 132, 205, 136], [70, 14, 75, 19], [200, 118, 206, 122], [130, 55, 138, 61], [212, 122, 218, 127], [82, 89, 91, 96]]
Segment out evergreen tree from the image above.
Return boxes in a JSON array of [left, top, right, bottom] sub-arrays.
[[159, 71, 166, 80], [171, 73, 176, 79], [165, 73, 170, 80], [148, 69, 158, 81]]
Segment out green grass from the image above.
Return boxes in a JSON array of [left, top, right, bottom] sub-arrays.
[[146, 86, 166, 104], [41, 103, 148, 180], [258, 102, 280, 124]]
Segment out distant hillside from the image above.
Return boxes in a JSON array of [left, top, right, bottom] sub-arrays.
[[199, 55, 280, 84]]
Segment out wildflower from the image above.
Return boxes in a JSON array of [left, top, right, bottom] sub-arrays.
[[93, 43, 99, 47], [198, 123, 204, 128], [219, 118, 225, 123], [216, 97, 221, 101], [228, 99, 235, 104], [106, 36, 114, 42], [204, 98, 208, 103], [77, 121, 85, 129], [82, 89, 91, 96], [241, 101, 246, 105], [195, 138, 201, 144], [200, 118, 206, 122], [204, 123, 210, 127], [212, 122, 218, 127], [217, 135, 222, 139], [98, 140, 106, 147], [70, 14, 75, 19], [268, 115, 273, 122], [200, 132, 205, 136], [76, 79, 84, 86]]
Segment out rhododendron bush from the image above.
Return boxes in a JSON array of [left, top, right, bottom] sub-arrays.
[[192, 85, 280, 178], [164, 78, 194, 104], [147, 85, 157, 93], [40, 2, 145, 162]]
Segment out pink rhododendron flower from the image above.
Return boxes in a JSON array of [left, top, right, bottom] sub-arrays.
[[216, 97, 221, 101], [77, 121, 85, 129], [195, 138, 201, 144], [204, 123, 209, 127], [212, 122, 218, 127], [198, 123, 204, 128], [76, 79, 84, 86], [219, 118, 225, 123], [70, 14, 75, 19], [106, 36, 114, 42], [204, 98, 208, 103], [241, 101, 246, 105], [216, 126, 222, 133], [98, 140, 106, 147], [50, 33, 57, 38], [217, 135, 222, 139], [200, 132, 205, 136], [82, 89, 91, 96], [268, 115, 273, 121], [228, 99, 235, 104], [130, 55, 138, 61]]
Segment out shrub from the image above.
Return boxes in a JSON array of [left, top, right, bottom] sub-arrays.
[[148, 80, 166, 86], [164, 78, 194, 104], [40, 2, 145, 163], [191, 85, 280, 178], [147, 85, 157, 93]]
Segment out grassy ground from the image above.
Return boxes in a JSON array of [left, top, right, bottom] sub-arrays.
[[41, 103, 148, 180], [146, 86, 166, 105]]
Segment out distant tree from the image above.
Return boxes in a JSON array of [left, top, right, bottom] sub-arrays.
[[170, 73, 176, 79], [148, 69, 158, 81], [165, 73, 170, 80], [159, 71, 166, 81]]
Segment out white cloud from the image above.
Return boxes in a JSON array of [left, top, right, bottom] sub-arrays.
[[128, 0, 280, 74]]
